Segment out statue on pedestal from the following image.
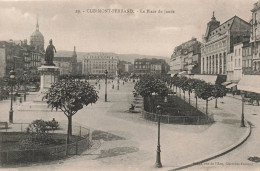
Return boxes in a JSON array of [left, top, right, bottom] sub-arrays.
[[44, 39, 56, 66]]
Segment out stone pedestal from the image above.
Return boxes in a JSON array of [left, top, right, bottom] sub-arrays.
[[17, 66, 60, 111], [38, 65, 60, 92]]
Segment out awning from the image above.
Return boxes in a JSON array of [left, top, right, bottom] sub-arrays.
[[226, 83, 237, 89], [193, 75, 217, 84], [222, 82, 232, 86], [237, 75, 260, 94]]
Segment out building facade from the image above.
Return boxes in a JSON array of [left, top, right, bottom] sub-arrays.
[[133, 58, 151, 75], [118, 60, 133, 75], [170, 38, 201, 74], [54, 46, 80, 75], [226, 52, 234, 82], [0, 41, 24, 78], [201, 13, 251, 75], [251, 1, 260, 74], [82, 54, 119, 76], [233, 42, 243, 82], [242, 42, 253, 74]]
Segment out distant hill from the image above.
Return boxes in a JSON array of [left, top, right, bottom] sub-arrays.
[[55, 50, 170, 64]]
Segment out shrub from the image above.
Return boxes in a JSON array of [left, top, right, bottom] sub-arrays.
[[19, 119, 59, 149]]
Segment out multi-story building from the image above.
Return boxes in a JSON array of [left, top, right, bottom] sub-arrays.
[[238, 1, 260, 94], [124, 63, 134, 73], [242, 42, 253, 74], [201, 13, 251, 75], [134, 58, 169, 75], [233, 42, 243, 82], [118, 60, 133, 75], [0, 41, 24, 78], [151, 64, 162, 74], [226, 52, 234, 82], [170, 38, 201, 75], [54, 46, 80, 75], [82, 53, 119, 76], [133, 58, 151, 75], [251, 1, 260, 74]]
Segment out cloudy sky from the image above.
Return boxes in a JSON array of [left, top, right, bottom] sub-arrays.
[[0, 0, 257, 57]]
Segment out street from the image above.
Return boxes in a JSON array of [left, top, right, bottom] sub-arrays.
[[0, 80, 255, 171]]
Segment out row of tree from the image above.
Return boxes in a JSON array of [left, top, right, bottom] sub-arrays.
[[134, 75, 168, 113], [134, 74, 226, 116], [169, 76, 226, 115]]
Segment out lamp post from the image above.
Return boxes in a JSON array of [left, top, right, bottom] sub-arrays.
[[23, 71, 27, 102], [9, 70, 15, 123], [155, 105, 162, 168], [105, 69, 108, 102], [241, 91, 245, 127]]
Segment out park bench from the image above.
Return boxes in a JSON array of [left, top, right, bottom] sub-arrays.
[[0, 122, 8, 129]]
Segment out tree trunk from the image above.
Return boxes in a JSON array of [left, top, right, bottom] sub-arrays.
[[215, 98, 218, 108], [188, 92, 191, 105], [179, 88, 181, 98], [151, 95, 155, 113], [196, 96, 198, 109], [68, 115, 72, 137], [183, 91, 185, 101], [66, 115, 72, 155], [176, 86, 177, 96], [206, 99, 208, 116]]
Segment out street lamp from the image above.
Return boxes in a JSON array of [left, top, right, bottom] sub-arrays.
[[155, 105, 162, 168], [105, 69, 108, 102], [9, 70, 15, 123], [241, 91, 245, 127], [23, 71, 27, 102]]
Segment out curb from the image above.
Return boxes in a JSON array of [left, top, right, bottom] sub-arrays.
[[169, 120, 252, 171]]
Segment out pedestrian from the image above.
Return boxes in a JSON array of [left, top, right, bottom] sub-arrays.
[[99, 84, 100, 90]]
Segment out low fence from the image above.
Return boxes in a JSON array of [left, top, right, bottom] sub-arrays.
[[0, 123, 91, 165], [142, 111, 213, 125], [140, 91, 214, 125]]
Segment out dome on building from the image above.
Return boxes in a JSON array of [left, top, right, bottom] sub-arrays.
[[30, 17, 44, 51]]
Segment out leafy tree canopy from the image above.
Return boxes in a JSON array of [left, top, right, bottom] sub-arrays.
[[134, 75, 168, 98], [44, 79, 98, 117]]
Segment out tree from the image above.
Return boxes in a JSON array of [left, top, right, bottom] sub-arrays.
[[193, 79, 205, 109], [195, 81, 213, 116], [171, 76, 181, 97], [212, 84, 226, 108], [134, 75, 168, 113], [179, 76, 188, 100], [186, 78, 196, 105], [44, 78, 98, 146]]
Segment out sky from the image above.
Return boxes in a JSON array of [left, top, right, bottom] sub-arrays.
[[0, 0, 257, 58]]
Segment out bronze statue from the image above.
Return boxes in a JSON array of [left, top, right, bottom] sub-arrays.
[[45, 39, 56, 66]]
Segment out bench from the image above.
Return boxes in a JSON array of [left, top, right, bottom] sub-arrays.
[[0, 122, 8, 129]]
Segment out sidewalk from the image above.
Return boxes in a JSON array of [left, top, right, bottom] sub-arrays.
[[0, 82, 252, 171]]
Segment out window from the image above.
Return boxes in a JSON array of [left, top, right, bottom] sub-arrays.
[[235, 49, 237, 56], [239, 49, 241, 56], [243, 60, 246, 67], [235, 59, 237, 67], [239, 59, 241, 67]]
